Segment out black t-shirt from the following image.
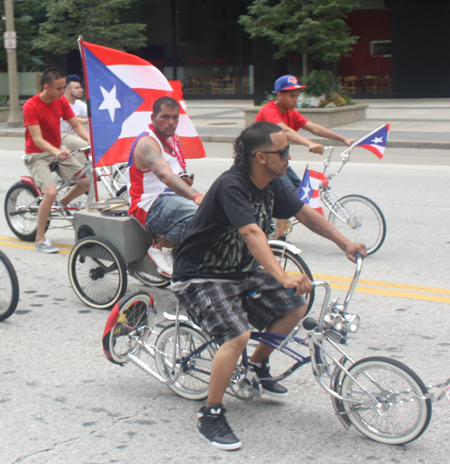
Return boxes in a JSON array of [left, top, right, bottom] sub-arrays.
[[172, 166, 304, 282]]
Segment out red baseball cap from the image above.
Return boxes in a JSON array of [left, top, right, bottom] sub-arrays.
[[274, 75, 306, 93]]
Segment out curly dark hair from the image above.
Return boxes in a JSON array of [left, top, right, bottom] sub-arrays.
[[40, 67, 66, 88], [233, 122, 282, 173]]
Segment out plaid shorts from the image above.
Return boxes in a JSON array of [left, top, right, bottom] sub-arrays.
[[174, 269, 307, 345]]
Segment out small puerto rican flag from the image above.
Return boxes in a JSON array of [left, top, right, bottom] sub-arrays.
[[297, 168, 328, 215], [354, 124, 390, 159]]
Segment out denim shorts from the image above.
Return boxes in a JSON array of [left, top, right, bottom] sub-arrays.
[[145, 193, 198, 243], [174, 269, 307, 345], [280, 166, 302, 196]]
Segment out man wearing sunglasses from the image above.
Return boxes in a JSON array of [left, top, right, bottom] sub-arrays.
[[255, 75, 356, 240], [171, 122, 366, 450]]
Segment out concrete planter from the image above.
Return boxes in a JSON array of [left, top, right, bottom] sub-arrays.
[[245, 104, 368, 128], [0, 106, 23, 124]]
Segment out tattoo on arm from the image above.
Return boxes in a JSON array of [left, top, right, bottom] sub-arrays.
[[139, 140, 198, 200]]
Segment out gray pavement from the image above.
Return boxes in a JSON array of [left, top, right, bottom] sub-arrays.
[[0, 149, 449, 464], [2, 98, 450, 150]]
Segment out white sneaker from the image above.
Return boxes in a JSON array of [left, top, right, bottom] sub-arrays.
[[147, 245, 173, 277], [35, 239, 59, 254]]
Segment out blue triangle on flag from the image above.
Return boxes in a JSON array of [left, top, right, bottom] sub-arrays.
[[298, 169, 313, 203], [85, 47, 144, 165]]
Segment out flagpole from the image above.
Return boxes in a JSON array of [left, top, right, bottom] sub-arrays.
[[78, 36, 99, 202], [340, 124, 386, 156]]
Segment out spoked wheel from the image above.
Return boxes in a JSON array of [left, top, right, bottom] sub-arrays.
[[340, 356, 432, 444], [129, 268, 171, 289], [102, 290, 155, 365], [155, 323, 216, 400], [270, 244, 314, 314], [68, 237, 127, 310], [4, 181, 44, 242], [328, 194, 386, 255], [0, 250, 20, 321]]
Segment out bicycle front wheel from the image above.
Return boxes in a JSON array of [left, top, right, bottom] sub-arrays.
[[0, 250, 20, 321], [4, 182, 43, 242], [341, 356, 432, 444], [155, 323, 215, 400], [270, 245, 314, 314], [103, 290, 155, 365], [328, 194, 386, 255], [68, 237, 127, 310]]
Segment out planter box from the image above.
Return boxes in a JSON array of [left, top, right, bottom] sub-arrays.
[[245, 104, 368, 128], [0, 106, 23, 124]]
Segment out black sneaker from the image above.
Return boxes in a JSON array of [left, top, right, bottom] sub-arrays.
[[197, 403, 241, 450], [249, 358, 288, 398]]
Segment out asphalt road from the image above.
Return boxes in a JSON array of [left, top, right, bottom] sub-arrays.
[[0, 138, 449, 463]]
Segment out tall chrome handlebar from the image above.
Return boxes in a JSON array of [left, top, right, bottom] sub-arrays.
[[313, 254, 363, 331]]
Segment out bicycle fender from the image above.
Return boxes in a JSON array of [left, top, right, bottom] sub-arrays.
[[20, 176, 41, 195], [268, 239, 302, 255]]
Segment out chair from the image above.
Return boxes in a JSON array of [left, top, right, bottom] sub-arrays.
[[364, 76, 380, 94], [182, 79, 195, 94], [379, 75, 392, 94], [342, 76, 360, 94], [222, 77, 238, 94], [210, 79, 223, 94]]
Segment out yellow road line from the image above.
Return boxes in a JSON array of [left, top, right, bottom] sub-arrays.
[[0, 236, 73, 250], [326, 282, 450, 304], [314, 273, 450, 295], [1, 235, 449, 302]]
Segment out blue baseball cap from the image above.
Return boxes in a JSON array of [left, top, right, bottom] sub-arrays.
[[274, 75, 306, 93], [65, 74, 82, 83]]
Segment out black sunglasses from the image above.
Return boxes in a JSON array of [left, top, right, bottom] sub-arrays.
[[256, 145, 290, 161]]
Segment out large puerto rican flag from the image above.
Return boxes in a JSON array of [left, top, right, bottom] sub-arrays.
[[79, 39, 206, 167]]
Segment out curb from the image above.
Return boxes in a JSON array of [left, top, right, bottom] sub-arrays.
[[2, 129, 449, 150], [199, 134, 450, 150]]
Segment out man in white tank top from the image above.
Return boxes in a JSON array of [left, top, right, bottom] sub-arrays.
[[60, 75, 90, 165], [126, 97, 204, 277]]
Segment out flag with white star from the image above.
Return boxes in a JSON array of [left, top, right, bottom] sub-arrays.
[[80, 40, 206, 167], [354, 124, 390, 159], [297, 168, 328, 215]]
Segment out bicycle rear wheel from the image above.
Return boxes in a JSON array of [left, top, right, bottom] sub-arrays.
[[270, 244, 314, 314], [103, 290, 155, 365], [68, 237, 127, 310], [0, 250, 20, 321], [155, 323, 215, 400], [4, 182, 43, 242], [328, 194, 386, 255], [341, 356, 432, 444]]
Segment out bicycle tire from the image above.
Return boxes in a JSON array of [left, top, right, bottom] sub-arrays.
[[4, 181, 47, 242], [155, 323, 215, 400], [130, 269, 171, 289], [68, 236, 127, 310], [0, 250, 20, 321], [115, 186, 128, 199], [340, 356, 432, 444], [103, 290, 155, 365], [270, 244, 314, 314], [328, 194, 386, 255]]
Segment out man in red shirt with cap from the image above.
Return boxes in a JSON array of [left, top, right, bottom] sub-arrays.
[[255, 75, 355, 239]]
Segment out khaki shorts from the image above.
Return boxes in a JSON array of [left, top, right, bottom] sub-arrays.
[[23, 152, 84, 191], [61, 133, 89, 165]]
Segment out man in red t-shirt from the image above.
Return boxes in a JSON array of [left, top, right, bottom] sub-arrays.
[[23, 67, 90, 253], [255, 75, 356, 239]]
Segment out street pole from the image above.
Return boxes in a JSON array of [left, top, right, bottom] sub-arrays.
[[4, 0, 22, 127]]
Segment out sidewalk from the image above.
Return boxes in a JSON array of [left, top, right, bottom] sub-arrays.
[[2, 98, 450, 149]]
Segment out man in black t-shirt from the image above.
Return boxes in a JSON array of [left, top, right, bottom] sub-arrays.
[[172, 122, 367, 451]]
